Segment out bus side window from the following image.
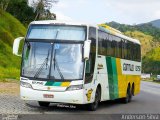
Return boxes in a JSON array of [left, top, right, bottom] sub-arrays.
[[127, 41, 130, 60], [124, 40, 128, 59], [102, 32, 107, 55], [85, 27, 96, 84], [105, 33, 110, 56], [133, 43, 136, 61], [111, 36, 116, 57], [108, 34, 113, 56], [115, 36, 121, 58], [98, 30, 103, 55], [104, 33, 109, 56], [98, 30, 110, 56], [121, 39, 124, 59], [86, 59, 91, 73], [131, 42, 133, 60]]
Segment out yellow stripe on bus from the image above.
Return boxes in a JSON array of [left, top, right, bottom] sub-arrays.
[[116, 58, 125, 98], [61, 82, 70, 87], [116, 58, 141, 98]]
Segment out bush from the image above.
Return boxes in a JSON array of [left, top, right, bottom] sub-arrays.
[[0, 9, 26, 80]]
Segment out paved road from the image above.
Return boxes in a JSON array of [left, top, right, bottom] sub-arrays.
[[0, 81, 160, 114]]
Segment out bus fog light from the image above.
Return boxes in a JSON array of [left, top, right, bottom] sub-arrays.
[[20, 81, 32, 89], [66, 85, 83, 91]]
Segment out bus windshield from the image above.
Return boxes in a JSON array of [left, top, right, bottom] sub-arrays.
[[27, 25, 86, 41], [22, 42, 84, 80]]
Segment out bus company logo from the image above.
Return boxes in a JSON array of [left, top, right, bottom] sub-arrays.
[[86, 89, 93, 101], [98, 64, 103, 70], [123, 63, 141, 72], [47, 87, 51, 90], [123, 63, 134, 71], [32, 81, 44, 85]]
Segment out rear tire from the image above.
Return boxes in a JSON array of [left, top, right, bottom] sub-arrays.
[[88, 88, 100, 111], [131, 84, 135, 96], [122, 86, 132, 103], [38, 101, 50, 107]]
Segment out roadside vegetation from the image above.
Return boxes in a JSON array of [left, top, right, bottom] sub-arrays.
[[0, 0, 58, 81], [0, 9, 26, 80]]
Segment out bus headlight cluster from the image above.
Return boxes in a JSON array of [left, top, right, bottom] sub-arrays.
[[66, 85, 83, 91], [20, 81, 33, 89]]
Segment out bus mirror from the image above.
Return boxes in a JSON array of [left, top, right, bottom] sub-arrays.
[[84, 40, 91, 60], [13, 37, 24, 57]]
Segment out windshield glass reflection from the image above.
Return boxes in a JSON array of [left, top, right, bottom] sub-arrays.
[[22, 42, 84, 80]]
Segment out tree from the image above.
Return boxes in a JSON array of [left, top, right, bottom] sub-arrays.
[[2, 0, 58, 25], [32, 0, 58, 20], [6, 0, 36, 26], [0, 0, 10, 11]]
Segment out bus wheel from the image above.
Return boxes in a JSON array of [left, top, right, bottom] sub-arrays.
[[38, 101, 50, 107], [131, 84, 135, 96], [88, 88, 100, 111], [122, 86, 132, 103]]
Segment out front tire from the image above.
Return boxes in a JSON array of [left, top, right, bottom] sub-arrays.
[[88, 88, 101, 111], [38, 101, 50, 107]]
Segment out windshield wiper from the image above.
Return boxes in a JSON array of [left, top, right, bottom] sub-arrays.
[[34, 49, 50, 78], [52, 29, 64, 80], [53, 49, 64, 80]]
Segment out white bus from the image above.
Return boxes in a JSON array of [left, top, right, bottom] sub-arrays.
[[13, 20, 141, 111]]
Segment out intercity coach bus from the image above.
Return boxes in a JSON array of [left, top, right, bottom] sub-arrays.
[[13, 20, 141, 111]]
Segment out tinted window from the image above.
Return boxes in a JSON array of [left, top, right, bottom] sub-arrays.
[[97, 29, 141, 62], [85, 27, 97, 84], [89, 27, 96, 46], [27, 25, 86, 41]]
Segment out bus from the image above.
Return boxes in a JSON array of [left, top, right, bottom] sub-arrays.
[[13, 20, 141, 111]]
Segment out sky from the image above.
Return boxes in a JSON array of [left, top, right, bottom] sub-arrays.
[[29, 0, 160, 25]]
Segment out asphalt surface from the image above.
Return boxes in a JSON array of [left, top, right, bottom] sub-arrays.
[[0, 81, 160, 114]]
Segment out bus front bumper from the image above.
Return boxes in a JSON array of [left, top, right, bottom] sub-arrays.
[[20, 86, 85, 104]]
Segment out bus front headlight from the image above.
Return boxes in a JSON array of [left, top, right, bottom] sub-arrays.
[[20, 81, 33, 89], [66, 85, 83, 91]]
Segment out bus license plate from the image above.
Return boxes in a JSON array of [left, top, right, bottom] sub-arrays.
[[43, 94, 54, 98]]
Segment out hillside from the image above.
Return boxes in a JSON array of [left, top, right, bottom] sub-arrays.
[[0, 9, 26, 80], [108, 21, 160, 41], [125, 31, 153, 56], [149, 19, 160, 28], [107, 21, 160, 74]]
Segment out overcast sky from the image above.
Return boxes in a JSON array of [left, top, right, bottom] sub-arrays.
[[29, 0, 160, 25]]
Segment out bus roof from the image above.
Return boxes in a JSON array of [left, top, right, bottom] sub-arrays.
[[30, 20, 140, 45], [30, 20, 96, 27]]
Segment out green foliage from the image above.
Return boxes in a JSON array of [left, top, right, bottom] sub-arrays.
[[0, 40, 21, 80], [0, 9, 26, 43], [142, 47, 160, 74], [0, 67, 20, 80], [107, 21, 134, 32], [33, 0, 57, 20], [6, 0, 36, 26], [136, 24, 160, 41], [1, 0, 58, 26], [107, 22, 160, 42], [0, 9, 26, 80], [0, 0, 10, 11]]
